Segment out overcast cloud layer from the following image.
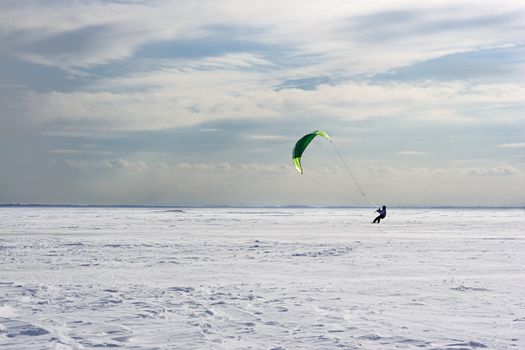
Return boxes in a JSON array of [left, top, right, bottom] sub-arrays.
[[1, 0, 524, 206]]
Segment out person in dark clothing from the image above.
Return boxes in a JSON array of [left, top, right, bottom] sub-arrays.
[[372, 205, 387, 223]]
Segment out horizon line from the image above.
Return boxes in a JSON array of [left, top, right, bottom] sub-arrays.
[[1, 203, 523, 209]]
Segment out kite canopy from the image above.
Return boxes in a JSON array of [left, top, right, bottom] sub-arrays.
[[292, 130, 331, 174]]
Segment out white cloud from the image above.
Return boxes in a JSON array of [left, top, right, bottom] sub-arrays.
[[358, 166, 399, 174], [427, 165, 521, 176], [465, 165, 520, 176], [66, 159, 291, 175], [498, 142, 525, 148], [398, 151, 429, 156], [49, 149, 114, 156], [1, 0, 524, 75], [65, 158, 149, 172], [2, 1, 524, 134], [57, 160, 524, 205], [0, 1, 218, 69], [8, 78, 523, 133], [243, 134, 295, 141], [192, 53, 274, 70]]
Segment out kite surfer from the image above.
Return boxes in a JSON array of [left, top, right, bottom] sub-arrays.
[[372, 205, 387, 223]]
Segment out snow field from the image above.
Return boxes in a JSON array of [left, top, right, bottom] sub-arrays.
[[0, 207, 524, 349]]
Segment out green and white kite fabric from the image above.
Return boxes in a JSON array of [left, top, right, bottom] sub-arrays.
[[292, 130, 331, 174]]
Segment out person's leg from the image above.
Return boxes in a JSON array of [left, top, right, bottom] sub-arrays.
[[373, 215, 380, 223]]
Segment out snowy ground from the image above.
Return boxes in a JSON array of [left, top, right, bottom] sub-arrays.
[[0, 207, 524, 350]]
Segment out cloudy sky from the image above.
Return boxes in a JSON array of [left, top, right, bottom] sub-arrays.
[[0, 0, 524, 206]]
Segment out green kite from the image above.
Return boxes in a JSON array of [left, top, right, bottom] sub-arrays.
[[292, 130, 331, 174]]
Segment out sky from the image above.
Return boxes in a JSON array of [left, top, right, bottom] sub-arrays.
[[0, 0, 524, 207]]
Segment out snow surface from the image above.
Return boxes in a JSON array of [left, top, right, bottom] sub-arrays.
[[0, 207, 524, 349]]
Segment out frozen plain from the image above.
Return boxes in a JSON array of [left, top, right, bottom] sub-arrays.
[[0, 207, 524, 350]]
